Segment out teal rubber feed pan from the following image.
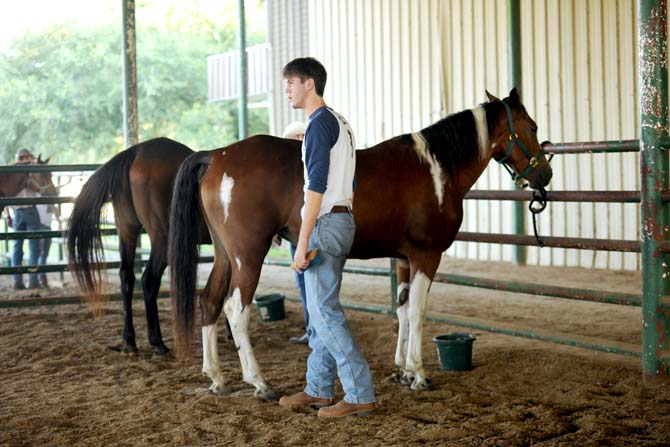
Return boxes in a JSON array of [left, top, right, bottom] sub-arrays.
[[432, 333, 476, 371], [254, 294, 286, 322]]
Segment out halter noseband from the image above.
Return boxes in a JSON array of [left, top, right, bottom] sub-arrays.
[[495, 101, 545, 187]]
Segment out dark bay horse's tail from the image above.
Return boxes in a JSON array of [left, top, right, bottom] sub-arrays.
[[168, 150, 212, 360], [67, 148, 137, 311]]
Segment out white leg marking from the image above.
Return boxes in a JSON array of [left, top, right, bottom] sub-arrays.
[[405, 271, 432, 390], [224, 288, 269, 394], [219, 173, 235, 222], [394, 282, 410, 369], [471, 106, 489, 158], [201, 322, 227, 392], [235, 256, 242, 270], [412, 132, 445, 207]]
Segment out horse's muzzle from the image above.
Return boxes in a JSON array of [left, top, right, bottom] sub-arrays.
[[530, 165, 553, 189]]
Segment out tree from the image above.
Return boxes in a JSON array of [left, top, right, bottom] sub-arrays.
[[0, 1, 268, 163]]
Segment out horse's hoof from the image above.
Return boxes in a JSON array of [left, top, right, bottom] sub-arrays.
[[411, 377, 435, 391], [121, 342, 139, 355], [210, 384, 234, 397], [400, 373, 414, 386], [390, 371, 404, 383], [254, 388, 279, 401], [153, 343, 170, 356]]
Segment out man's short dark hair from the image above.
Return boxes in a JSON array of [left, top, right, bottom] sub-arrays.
[[282, 57, 327, 97]]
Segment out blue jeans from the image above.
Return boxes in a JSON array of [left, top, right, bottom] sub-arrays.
[[290, 243, 308, 328], [304, 212, 375, 404], [38, 223, 52, 281], [11, 207, 41, 285]]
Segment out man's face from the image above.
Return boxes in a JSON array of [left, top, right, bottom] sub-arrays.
[[284, 75, 308, 109]]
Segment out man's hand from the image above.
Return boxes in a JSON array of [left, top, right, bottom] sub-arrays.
[[293, 243, 310, 273]]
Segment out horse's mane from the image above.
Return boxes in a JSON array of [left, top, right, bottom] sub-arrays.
[[403, 100, 505, 176]]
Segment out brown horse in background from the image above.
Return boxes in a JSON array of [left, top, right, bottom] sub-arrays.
[[168, 89, 552, 399], [67, 138, 210, 355]]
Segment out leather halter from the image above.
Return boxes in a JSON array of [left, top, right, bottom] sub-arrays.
[[495, 101, 546, 188]]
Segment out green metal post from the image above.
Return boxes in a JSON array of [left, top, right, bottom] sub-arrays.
[[122, 0, 139, 147], [238, 0, 248, 139], [639, 0, 670, 383], [508, 0, 526, 265]]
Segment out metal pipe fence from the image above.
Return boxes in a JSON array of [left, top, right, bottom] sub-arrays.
[[0, 140, 652, 364]]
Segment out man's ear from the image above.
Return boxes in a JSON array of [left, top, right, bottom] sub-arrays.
[[305, 78, 315, 91]]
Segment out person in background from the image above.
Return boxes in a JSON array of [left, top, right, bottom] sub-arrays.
[[282, 121, 309, 345], [8, 148, 41, 289], [35, 200, 59, 288]]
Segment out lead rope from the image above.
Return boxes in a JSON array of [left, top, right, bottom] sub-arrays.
[[529, 187, 548, 247]]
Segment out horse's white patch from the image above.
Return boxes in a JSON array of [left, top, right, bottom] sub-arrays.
[[405, 271, 431, 389], [224, 288, 268, 393], [411, 132, 444, 207], [201, 322, 226, 391], [219, 173, 235, 222], [235, 256, 241, 270], [471, 106, 489, 158], [394, 282, 410, 369]]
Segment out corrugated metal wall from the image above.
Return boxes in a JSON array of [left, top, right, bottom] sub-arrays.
[[274, 0, 642, 270], [307, 0, 444, 146], [268, 0, 310, 136], [441, 0, 639, 270], [207, 44, 271, 102]]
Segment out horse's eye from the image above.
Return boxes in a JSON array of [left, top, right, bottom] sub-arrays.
[[531, 126, 538, 134]]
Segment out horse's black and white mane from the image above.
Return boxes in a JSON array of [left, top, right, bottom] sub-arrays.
[[401, 101, 506, 176]]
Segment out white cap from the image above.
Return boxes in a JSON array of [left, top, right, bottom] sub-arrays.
[[15, 148, 34, 161], [282, 121, 307, 139]]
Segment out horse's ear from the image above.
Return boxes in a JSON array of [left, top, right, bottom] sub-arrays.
[[485, 90, 500, 102], [44, 156, 51, 164], [508, 87, 521, 106], [36, 154, 42, 163]]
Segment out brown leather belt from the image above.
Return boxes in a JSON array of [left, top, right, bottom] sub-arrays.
[[330, 205, 351, 214]]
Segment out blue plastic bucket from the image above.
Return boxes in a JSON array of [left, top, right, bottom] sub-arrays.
[[432, 333, 476, 371]]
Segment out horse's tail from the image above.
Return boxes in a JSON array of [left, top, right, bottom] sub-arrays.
[[67, 148, 137, 314], [168, 150, 211, 361]]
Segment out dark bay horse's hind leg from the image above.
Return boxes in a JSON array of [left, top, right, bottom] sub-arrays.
[[141, 242, 169, 355], [117, 224, 141, 354]]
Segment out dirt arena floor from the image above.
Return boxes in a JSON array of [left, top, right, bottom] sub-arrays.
[[1, 257, 669, 446]]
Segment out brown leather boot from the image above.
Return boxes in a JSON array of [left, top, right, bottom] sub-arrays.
[[317, 400, 376, 418], [278, 392, 333, 409]]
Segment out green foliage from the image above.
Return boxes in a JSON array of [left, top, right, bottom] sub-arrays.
[[0, 1, 268, 163]]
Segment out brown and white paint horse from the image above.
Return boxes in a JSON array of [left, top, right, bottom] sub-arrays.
[[168, 89, 552, 399]]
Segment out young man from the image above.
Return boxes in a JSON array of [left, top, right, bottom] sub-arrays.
[[278, 57, 376, 418]]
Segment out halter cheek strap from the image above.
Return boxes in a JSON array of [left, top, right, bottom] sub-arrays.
[[496, 101, 545, 187]]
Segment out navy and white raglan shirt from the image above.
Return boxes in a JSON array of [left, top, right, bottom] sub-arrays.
[[302, 106, 356, 218]]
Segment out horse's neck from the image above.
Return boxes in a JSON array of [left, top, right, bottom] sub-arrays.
[[452, 151, 494, 198]]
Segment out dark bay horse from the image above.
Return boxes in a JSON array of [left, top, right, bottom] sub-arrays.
[[67, 137, 210, 355], [168, 89, 552, 398], [0, 156, 57, 214]]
